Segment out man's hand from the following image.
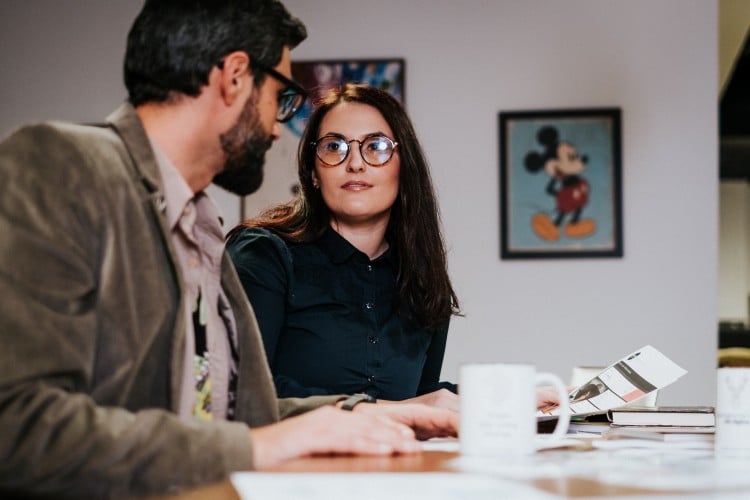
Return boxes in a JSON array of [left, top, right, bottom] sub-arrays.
[[400, 388, 459, 412], [249, 406, 421, 469], [353, 402, 458, 441]]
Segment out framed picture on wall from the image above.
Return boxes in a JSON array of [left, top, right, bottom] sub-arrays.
[[286, 58, 405, 137], [499, 108, 623, 259]]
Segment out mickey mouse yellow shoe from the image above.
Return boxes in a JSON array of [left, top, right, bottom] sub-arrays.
[[564, 219, 596, 238], [531, 213, 559, 242]]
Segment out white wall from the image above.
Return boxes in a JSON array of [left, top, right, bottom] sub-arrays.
[[0, 0, 718, 405]]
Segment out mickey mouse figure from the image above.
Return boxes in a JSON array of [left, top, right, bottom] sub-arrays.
[[524, 126, 596, 242]]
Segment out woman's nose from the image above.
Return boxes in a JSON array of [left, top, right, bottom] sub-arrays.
[[345, 143, 365, 172]]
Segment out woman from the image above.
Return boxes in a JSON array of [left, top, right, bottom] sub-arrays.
[[227, 84, 460, 409]]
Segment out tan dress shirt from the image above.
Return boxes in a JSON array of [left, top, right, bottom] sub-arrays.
[[150, 139, 238, 420]]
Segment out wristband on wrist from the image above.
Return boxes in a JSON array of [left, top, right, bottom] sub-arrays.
[[340, 393, 377, 411]]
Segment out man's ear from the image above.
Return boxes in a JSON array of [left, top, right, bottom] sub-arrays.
[[217, 51, 252, 106]]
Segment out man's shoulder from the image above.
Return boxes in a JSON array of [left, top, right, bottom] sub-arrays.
[[5, 119, 115, 141], [5, 120, 125, 157], [1, 120, 134, 184]]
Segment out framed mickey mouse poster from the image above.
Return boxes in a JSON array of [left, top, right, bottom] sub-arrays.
[[499, 108, 622, 259]]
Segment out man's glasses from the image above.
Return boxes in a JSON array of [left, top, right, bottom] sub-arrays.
[[251, 61, 307, 123], [217, 58, 307, 123], [312, 134, 399, 167]]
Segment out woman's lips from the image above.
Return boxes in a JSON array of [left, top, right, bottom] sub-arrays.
[[341, 181, 372, 190]]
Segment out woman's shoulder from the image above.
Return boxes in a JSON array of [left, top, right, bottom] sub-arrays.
[[229, 225, 283, 244], [226, 226, 292, 261]]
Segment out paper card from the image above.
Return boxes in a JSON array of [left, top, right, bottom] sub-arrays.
[[538, 345, 687, 418]]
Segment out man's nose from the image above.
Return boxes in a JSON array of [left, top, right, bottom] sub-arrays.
[[271, 122, 282, 141]]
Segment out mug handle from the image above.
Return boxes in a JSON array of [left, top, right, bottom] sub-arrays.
[[535, 372, 571, 441]]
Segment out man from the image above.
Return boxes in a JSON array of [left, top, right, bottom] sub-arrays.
[[0, 1, 456, 497]]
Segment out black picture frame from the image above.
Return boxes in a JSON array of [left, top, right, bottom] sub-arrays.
[[499, 108, 623, 259], [285, 58, 405, 137]]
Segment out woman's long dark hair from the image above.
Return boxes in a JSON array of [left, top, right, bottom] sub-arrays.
[[228, 83, 460, 330]]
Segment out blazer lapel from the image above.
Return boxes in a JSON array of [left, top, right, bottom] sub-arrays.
[[221, 254, 280, 425], [106, 103, 187, 413]]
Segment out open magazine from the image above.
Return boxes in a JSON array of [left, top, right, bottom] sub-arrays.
[[538, 345, 687, 419]]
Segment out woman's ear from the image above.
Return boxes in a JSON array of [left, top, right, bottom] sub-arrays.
[[311, 170, 320, 189]]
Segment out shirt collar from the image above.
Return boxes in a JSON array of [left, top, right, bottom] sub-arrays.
[[318, 226, 394, 265], [147, 137, 224, 231]]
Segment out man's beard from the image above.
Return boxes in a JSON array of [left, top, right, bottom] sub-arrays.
[[213, 95, 273, 196]]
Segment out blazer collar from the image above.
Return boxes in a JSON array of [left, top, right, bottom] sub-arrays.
[[106, 102, 163, 195]]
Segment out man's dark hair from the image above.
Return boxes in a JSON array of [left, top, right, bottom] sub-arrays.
[[124, 0, 306, 106]]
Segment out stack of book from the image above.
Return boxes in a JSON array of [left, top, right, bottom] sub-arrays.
[[606, 405, 715, 428], [592, 406, 715, 448], [602, 406, 714, 444], [566, 406, 715, 449]]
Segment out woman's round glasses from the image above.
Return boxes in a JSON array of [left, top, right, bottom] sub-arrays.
[[312, 134, 399, 167]]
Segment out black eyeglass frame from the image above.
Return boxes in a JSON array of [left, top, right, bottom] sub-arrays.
[[216, 58, 308, 123], [311, 133, 400, 167]]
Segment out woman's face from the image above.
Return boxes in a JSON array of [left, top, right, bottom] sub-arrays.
[[312, 102, 400, 227]]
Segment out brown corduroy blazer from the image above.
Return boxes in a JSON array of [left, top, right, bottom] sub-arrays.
[[0, 103, 339, 498]]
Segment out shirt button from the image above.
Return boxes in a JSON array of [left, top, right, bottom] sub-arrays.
[[367, 264, 373, 272], [367, 375, 375, 383], [369, 336, 379, 344], [365, 302, 374, 310]]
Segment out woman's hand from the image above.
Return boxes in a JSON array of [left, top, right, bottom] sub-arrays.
[[400, 388, 459, 412], [354, 401, 459, 441], [536, 385, 574, 413]]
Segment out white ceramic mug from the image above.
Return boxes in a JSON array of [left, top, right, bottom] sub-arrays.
[[716, 367, 750, 454], [460, 363, 571, 455]]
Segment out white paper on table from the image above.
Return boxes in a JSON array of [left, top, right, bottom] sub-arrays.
[[452, 449, 750, 494], [535, 436, 588, 450], [592, 450, 750, 492], [592, 438, 714, 450], [230, 472, 557, 500], [421, 438, 459, 452], [423, 436, 588, 453]]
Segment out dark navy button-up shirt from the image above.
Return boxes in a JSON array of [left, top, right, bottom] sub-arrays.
[[227, 226, 456, 400]]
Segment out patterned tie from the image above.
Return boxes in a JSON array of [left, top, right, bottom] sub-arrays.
[[192, 289, 212, 421]]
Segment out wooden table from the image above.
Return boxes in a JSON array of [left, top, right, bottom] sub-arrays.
[[265, 450, 709, 497], [159, 447, 750, 499], [266, 450, 456, 473]]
